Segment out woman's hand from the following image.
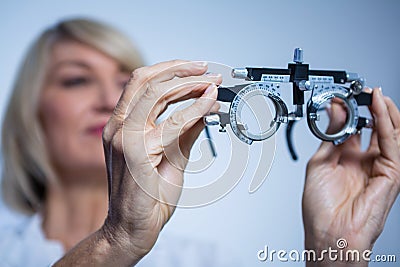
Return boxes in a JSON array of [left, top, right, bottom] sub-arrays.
[[55, 60, 221, 266], [101, 60, 222, 263], [302, 88, 400, 266]]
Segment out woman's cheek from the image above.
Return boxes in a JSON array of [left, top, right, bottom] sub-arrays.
[[40, 92, 83, 158]]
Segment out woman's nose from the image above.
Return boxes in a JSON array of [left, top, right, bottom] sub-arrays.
[[96, 81, 122, 113]]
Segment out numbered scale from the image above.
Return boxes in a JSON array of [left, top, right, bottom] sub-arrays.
[[204, 48, 373, 160]]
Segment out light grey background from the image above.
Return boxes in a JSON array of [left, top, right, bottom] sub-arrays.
[[0, 0, 399, 266]]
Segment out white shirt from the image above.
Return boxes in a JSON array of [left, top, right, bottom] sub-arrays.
[[0, 201, 241, 267]]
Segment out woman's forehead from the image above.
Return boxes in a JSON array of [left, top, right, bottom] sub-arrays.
[[49, 40, 121, 71]]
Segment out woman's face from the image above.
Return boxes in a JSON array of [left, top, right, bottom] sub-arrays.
[[40, 39, 130, 180]]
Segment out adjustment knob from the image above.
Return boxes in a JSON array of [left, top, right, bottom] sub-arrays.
[[231, 68, 248, 79], [293, 48, 303, 64]]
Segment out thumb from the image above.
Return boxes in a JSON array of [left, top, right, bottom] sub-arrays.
[[312, 98, 355, 162], [325, 99, 347, 135]]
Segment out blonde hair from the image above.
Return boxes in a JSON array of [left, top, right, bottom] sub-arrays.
[[1, 18, 144, 215]]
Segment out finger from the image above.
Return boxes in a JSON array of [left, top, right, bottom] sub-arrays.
[[158, 119, 208, 175], [113, 60, 207, 120], [159, 73, 222, 100], [168, 90, 223, 108], [178, 120, 205, 159], [150, 61, 209, 84], [367, 96, 400, 153], [369, 88, 397, 159], [210, 101, 221, 113], [340, 132, 361, 153], [156, 84, 218, 147], [364, 87, 379, 153], [127, 76, 221, 128], [178, 101, 220, 158], [325, 100, 347, 135], [334, 97, 362, 151], [363, 93, 400, 222], [384, 96, 400, 130], [313, 101, 348, 163], [360, 175, 398, 238], [312, 141, 341, 166], [367, 129, 379, 153], [154, 91, 221, 126], [114, 60, 186, 119]]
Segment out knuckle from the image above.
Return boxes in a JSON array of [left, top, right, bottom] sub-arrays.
[[306, 156, 320, 170], [131, 67, 147, 81], [102, 119, 126, 154], [101, 123, 123, 153], [170, 59, 184, 66], [149, 126, 162, 140], [110, 136, 123, 153], [102, 119, 117, 142], [306, 158, 315, 170], [190, 106, 202, 118], [384, 96, 395, 106], [143, 82, 159, 100], [181, 120, 194, 133], [212, 102, 221, 111], [192, 101, 207, 115], [169, 59, 189, 72], [168, 111, 185, 128]]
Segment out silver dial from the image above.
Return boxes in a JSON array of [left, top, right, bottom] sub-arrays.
[[307, 85, 359, 145], [229, 82, 288, 144]]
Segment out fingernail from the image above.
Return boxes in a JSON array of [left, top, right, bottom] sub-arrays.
[[205, 72, 222, 77], [194, 61, 207, 68], [364, 87, 373, 93], [205, 83, 216, 94], [375, 86, 383, 97]]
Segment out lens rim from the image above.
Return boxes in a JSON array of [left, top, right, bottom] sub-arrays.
[[307, 85, 359, 144], [229, 82, 288, 143]]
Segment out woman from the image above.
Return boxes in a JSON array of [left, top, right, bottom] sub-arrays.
[[0, 17, 223, 266], [1, 18, 399, 266]]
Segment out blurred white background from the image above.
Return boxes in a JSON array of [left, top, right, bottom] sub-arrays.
[[0, 0, 399, 266]]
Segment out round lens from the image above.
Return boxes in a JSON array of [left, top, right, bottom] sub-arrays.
[[238, 92, 276, 138], [314, 97, 350, 136]]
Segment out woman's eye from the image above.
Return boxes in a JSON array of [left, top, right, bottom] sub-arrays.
[[118, 74, 131, 89], [61, 77, 91, 88], [119, 79, 129, 89]]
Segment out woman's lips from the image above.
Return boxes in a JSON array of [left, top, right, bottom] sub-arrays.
[[87, 124, 106, 137]]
